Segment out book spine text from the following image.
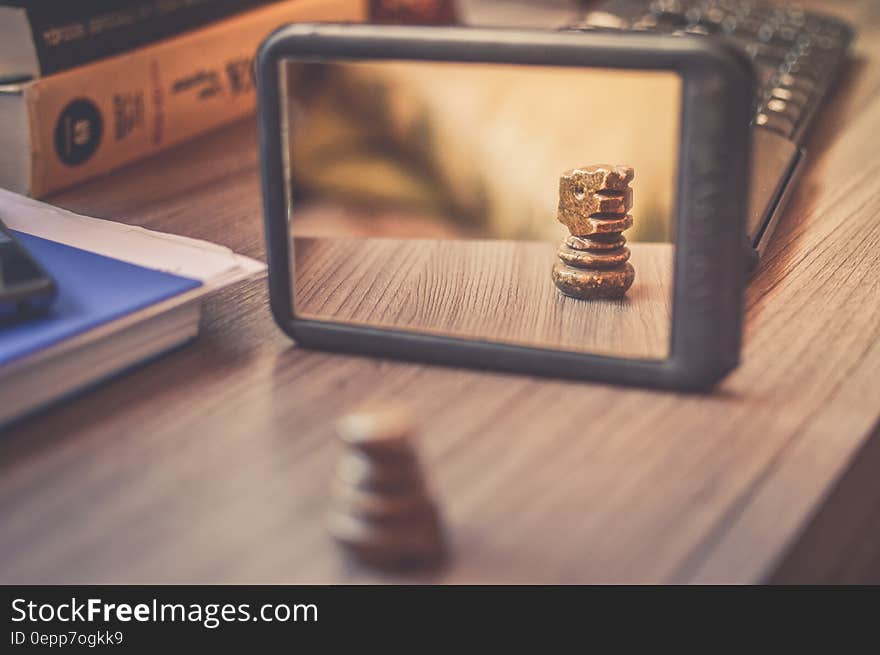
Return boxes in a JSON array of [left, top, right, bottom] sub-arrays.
[[23, 0, 366, 197]]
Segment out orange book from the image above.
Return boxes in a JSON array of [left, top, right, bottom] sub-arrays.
[[0, 0, 368, 197]]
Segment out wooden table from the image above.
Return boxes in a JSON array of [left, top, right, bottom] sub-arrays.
[[2, 0, 879, 584], [294, 238, 673, 359]]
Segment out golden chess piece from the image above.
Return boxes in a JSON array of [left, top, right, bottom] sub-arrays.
[[552, 164, 636, 300], [328, 406, 446, 569]]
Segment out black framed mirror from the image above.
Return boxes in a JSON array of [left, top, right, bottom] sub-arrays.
[[257, 24, 753, 390]]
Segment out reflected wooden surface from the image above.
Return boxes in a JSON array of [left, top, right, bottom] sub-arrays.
[[1, 0, 878, 585], [294, 238, 672, 359]]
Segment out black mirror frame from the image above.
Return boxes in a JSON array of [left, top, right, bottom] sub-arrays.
[[257, 24, 754, 391]]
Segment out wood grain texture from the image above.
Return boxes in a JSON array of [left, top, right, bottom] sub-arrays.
[[293, 237, 673, 359], [1, 0, 879, 584]]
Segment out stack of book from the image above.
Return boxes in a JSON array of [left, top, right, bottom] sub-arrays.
[[0, 0, 369, 197], [0, 187, 265, 427]]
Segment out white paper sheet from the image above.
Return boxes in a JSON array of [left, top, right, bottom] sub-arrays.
[[0, 188, 265, 287]]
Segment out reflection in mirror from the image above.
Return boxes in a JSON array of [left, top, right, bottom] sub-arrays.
[[281, 60, 681, 360]]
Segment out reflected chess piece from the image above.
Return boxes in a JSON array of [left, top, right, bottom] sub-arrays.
[[552, 164, 636, 300], [328, 406, 446, 569]]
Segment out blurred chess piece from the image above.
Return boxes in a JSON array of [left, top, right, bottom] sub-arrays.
[[552, 164, 636, 300], [328, 405, 446, 569], [369, 0, 458, 25]]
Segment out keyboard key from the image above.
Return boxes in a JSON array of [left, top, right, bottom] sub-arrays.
[[770, 86, 809, 107], [765, 97, 801, 123], [755, 111, 795, 136]]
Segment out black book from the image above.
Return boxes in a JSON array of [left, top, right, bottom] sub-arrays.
[[0, 0, 283, 81]]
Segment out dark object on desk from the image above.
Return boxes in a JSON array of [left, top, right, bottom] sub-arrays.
[[570, 0, 854, 263], [328, 407, 446, 569], [0, 218, 56, 322], [552, 164, 636, 300], [258, 24, 751, 390]]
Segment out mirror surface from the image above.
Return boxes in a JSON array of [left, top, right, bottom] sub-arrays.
[[281, 59, 681, 360]]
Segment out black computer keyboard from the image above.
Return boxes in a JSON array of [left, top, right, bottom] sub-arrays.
[[566, 0, 854, 145]]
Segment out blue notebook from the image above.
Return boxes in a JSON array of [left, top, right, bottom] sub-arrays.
[[0, 232, 202, 367]]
